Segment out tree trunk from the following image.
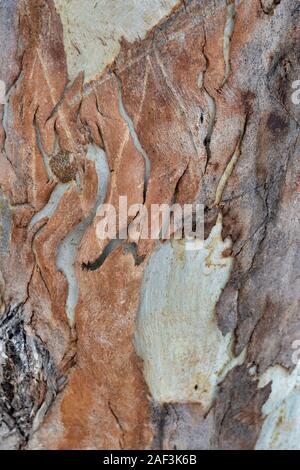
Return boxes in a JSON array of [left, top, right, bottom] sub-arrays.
[[0, 0, 299, 450]]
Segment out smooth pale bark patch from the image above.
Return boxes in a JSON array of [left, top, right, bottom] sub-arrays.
[[256, 364, 300, 450], [54, 0, 181, 81], [56, 144, 109, 325], [135, 217, 245, 409]]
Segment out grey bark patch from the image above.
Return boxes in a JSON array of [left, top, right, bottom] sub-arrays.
[[0, 191, 12, 257], [0, 304, 58, 449], [260, 0, 281, 15], [266, 113, 288, 135], [152, 402, 214, 450], [213, 365, 271, 449]]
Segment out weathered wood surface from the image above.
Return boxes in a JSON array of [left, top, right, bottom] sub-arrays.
[[0, 0, 299, 450]]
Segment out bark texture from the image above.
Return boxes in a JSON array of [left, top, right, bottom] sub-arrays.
[[0, 0, 299, 450]]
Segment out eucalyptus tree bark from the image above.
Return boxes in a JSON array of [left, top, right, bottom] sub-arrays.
[[0, 0, 299, 450]]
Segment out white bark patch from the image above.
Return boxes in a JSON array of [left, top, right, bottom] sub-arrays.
[[116, 73, 151, 189], [222, 1, 236, 86], [29, 183, 71, 229], [256, 364, 300, 450], [214, 134, 242, 206], [135, 216, 245, 408], [56, 144, 109, 325], [54, 0, 180, 82]]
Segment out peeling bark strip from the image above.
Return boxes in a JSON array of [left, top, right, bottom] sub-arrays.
[[0, 0, 299, 450]]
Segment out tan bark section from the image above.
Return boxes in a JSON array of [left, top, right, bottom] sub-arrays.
[[0, 0, 299, 450]]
